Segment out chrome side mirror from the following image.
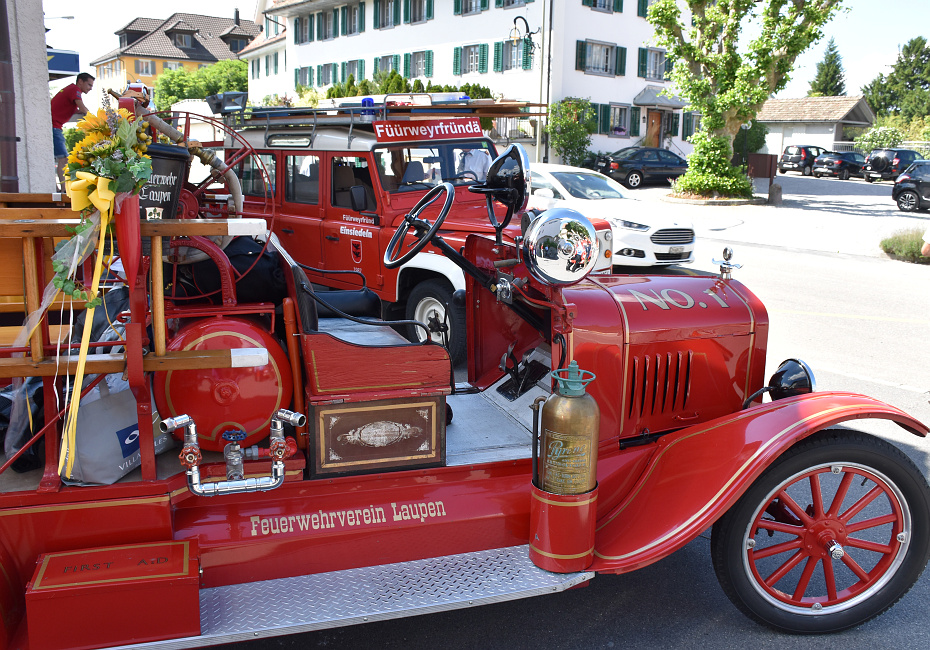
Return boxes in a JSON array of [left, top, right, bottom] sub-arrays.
[[522, 208, 599, 285]]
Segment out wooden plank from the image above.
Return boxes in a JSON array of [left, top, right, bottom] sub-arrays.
[[0, 193, 69, 205], [0, 219, 82, 238], [139, 218, 267, 237], [0, 348, 268, 378], [0, 208, 75, 220]]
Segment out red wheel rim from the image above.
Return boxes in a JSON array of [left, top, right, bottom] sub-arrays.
[[743, 462, 910, 614]]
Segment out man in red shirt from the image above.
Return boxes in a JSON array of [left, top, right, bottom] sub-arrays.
[[50, 72, 94, 190]]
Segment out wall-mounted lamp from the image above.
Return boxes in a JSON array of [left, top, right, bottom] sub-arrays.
[[509, 15, 540, 51]]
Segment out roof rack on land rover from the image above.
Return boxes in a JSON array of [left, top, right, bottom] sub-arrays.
[[229, 93, 546, 131]]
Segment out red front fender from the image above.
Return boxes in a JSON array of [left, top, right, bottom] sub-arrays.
[[590, 391, 928, 574]]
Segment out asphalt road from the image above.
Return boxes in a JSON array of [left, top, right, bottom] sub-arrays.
[[220, 174, 930, 650]]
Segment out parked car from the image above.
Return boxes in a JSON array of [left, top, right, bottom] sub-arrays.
[[812, 151, 865, 180], [861, 148, 923, 182], [527, 163, 695, 266], [891, 161, 930, 211], [777, 145, 828, 176], [591, 147, 688, 189]]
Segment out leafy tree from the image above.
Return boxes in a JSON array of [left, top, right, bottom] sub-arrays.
[[153, 60, 248, 109], [545, 97, 596, 167], [63, 127, 83, 153], [863, 37, 930, 120], [854, 126, 905, 152], [808, 37, 845, 96], [732, 121, 769, 164], [649, 0, 844, 197]]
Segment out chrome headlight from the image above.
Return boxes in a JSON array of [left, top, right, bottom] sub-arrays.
[[523, 208, 599, 285]]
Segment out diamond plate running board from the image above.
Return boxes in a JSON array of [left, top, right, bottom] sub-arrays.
[[111, 545, 593, 649]]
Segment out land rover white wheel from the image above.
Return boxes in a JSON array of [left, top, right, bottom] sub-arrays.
[[405, 280, 466, 364]]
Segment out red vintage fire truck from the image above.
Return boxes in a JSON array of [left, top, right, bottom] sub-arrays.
[[0, 98, 927, 649]]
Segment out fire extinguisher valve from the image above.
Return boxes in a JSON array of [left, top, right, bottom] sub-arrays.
[[179, 443, 202, 469]]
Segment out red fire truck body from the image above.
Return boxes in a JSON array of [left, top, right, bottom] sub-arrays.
[[0, 103, 926, 649]]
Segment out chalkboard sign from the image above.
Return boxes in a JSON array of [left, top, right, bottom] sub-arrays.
[[139, 144, 190, 220]]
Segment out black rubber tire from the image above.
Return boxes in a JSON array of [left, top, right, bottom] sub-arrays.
[[896, 190, 920, 212], [405, 279, 466, 365], [624, 171, 643, 189], [839, 168, 850, 181], [711, 430, 930, 634], [802, 165, 812, 176], [778, 168, 787, 174]]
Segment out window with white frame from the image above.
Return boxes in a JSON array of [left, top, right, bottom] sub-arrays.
[[586, 42, 615, 75], [378, 0, 397, 27], [378, 55, 396, 73], [163, 61, 182, 71], [408, 51, 424, 77], [609, 105, 629, 137], [462, 0, 482, 15], [593, 0, 612, 10], [134, 59, 153, 76], [410, 0, 427, 22], [173, 33, 192, 48], [320, 64, 333, 85], [252, 59, 260, 79], [228, 38, 247, 52], [265, 17, 280, 36], [463, 44, 481, 74], [297, 67, 311, 86], [503, 0, 525, 7], [347, 4, 361, 35], [646, 48, 665, 80], [321, 11, 336, 40], [346, 60, 359, 80], [503, 40, 523, 71]]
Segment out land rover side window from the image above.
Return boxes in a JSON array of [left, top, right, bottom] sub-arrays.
[[241, 153, 276, 197], [285, 154, 320, 204], [331, 156, 374, 210], [373, 140, 495, 192]]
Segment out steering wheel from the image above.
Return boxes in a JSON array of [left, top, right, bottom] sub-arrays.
[[384, 183, 454, 269], [450, 171, 479, 181]]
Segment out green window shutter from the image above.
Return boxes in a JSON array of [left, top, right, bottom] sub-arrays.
[[575, 40, 586, 71], [373, 57, 379, 75], [427, 0, 434, 19], [479, 43, 488, 73], [274, 53, 279, 74], [317, 13, 324, 39], [317, 64, 322, 86], [295, 68, 299, 85], [638, 48, 647, 77], [360, 2, 366, 32], [616, 46, 626, 76], [614, 0, 623, 11], [404, 0, 411, 23], [453, 47, 462, 75], [480, 0, 489, 10], [664, 55, 673, 76], [309, 67, 314, 86], [425, 50, 433, 77], [454, 0, 462, 14], [393, 54, 400, 71], [670, 113, 679, 137], [600, 105, 611, 134], [522, 38, 532, 70], [294, 19, 300, 43], [583, 0, 593, 6], [374, 0, 381, 28], [341, 61, 347, 82], [495, 0, 503, 7], [309, 14, 315, 41], [404, 53, 411, 77], [359, 59, 365, 80], [493, 42, 503, 72], [394, 0, 401, 24], [638, 0, 647, 17], [630, 107, 641, 136], [341, 7, 347, 35]]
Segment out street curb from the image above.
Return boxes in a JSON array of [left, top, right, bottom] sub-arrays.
[[659, 194, 768, 206]]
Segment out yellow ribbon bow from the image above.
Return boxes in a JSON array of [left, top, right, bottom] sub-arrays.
[[65, 171, 115, 215]]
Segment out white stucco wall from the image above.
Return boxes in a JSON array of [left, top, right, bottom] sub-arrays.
[[6, 0, 55, 192], [762, 122, 838, 155]]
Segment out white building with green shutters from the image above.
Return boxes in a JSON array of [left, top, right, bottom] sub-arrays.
[[240, 0, 699, 161]]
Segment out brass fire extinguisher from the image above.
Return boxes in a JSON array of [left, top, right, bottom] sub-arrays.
[[536, 361, 599, 495]]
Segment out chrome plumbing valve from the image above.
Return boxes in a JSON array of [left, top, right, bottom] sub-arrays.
[[270, 409, 306, 460], [160, 414, 201, 469]]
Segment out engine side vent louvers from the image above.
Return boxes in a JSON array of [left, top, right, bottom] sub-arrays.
[[628, 351, 694, 420]]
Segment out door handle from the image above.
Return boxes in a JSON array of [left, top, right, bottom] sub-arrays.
[[325, 235, 339, 242], [282, 228, 294, 234]]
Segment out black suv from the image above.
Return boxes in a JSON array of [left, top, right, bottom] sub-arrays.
[[862, 148, 923, 182], [778, 145, 828, 176], [891, 161, 930, 211]]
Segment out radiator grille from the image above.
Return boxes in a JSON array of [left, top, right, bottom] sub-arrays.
[[628, 351, 693, 419], [650, 229, 695, 245]]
